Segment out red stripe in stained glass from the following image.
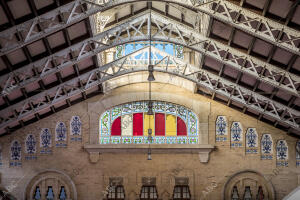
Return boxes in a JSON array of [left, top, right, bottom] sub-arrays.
[[155, 113, 165, 136], [177, 117, 187, 136], [111, 117, 121, 136], [133, 113, 143, 136]]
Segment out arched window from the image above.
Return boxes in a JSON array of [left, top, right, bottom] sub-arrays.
[[215, 116, 227, 142], [70, 116, 82, 142], [100, 101, 199, 144], [25, 134, 37, 160], [230, 122, 243, 147], [55, 122, 67, 147], [40, 128, 52, 154], [245, 128, 258, 154], [276, 140, 288, 167], [10, 140, 21, 167], [261, 134, 273, 160]]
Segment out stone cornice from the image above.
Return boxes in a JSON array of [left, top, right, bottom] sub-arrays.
[[84, 144, 215, 163]]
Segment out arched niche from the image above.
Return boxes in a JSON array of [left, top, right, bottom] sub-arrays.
[[223, 170, 275, 200], [24, 169, 77, 200]]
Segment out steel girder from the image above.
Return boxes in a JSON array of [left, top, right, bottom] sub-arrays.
[[0, 0, 299, 56], [0, 46, 298, 133], [0, 11, 298, 99]]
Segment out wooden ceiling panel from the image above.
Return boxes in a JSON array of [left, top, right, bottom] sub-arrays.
[[232, 30, 253, 49], [291, 6, 300, 25], [6, 49, 27, 65], [27, 40, 46, 57], [245, 0, 266, 9], [7, 0, 31, 19], [67, 21, 87, 40], [211, 20, 231, 40], [34, 0, 54, 10], [252, 39, 273, 57], [0, 5, 8, 25], [268, 0, 294, 18], [272, 48, 293, 65], [47, 31, 66, 49]]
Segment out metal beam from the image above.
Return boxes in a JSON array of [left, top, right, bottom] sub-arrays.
[[1, 11, 299, 99], [0, 0, 299, 56], [0, 46, 298, 134]]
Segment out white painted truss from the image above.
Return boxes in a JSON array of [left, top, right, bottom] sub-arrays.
[[0, 11, 298, 98], [0, 0, 299, 56], [0, 46, 298, 133]]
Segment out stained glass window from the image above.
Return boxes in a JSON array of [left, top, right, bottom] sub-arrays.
[[99, 101, 198, 144]]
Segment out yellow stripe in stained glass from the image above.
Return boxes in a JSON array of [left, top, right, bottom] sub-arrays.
[[166, 114, 176, 136], [144, 113, 154, 136]]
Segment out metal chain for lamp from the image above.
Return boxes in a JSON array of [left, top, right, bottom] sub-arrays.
[[147, 9, 154, 160]]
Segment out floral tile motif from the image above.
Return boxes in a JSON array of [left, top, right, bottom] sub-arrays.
[[132, 102, 144, 113], [111, 106, 122, 121], [276, 140, 288, 167], [165, 103, 177, 115], [188, 111, 198, 136], [122, 137, 132, 144], [154, 137, 165, 144], [246, 128, 258, 154], [40, 128, 52, 148], [10, 140, 22, 167], [133, 137, 144, 144], [55, 122, 67, 142], [122, 103, 133, 115], [111, 137, 122, 144], [177, 106, 187, 121], [100, 111, 110, 136], [261, 134, 273, 160], [166, 137, 177, 144], [70, 116, 82, 136], [100, 137, 110, 144], [230, 122, 243, 148], [154, 102, 165, 113], [177, 137, 188, 144], [188, 137, 198, 144]]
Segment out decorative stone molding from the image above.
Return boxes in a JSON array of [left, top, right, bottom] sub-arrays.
[[89, 152, 100, 163], [222, 170, 275, 200], [84, 144, 214, 163]]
